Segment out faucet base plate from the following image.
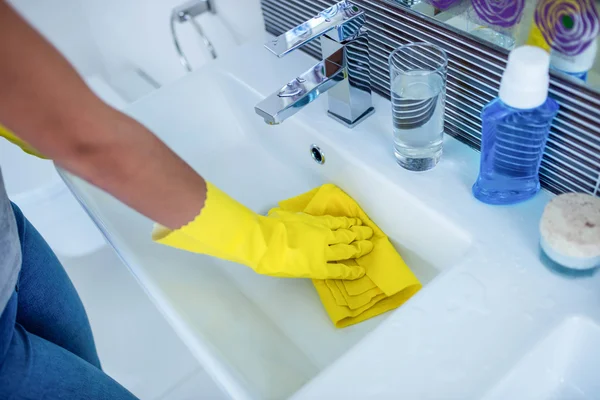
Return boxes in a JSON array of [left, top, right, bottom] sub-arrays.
[[327, 107, 375, 129]]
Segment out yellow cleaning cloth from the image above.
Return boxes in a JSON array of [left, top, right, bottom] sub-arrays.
[[273, 184, 422, 328]]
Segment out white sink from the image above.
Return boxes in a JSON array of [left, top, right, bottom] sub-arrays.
[[62, 40, 600, 399], [63, 44, 471, 399], [484, 316, 600, 400]]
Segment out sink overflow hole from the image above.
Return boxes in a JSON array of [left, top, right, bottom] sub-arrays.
[[310, 145, 325, 165]]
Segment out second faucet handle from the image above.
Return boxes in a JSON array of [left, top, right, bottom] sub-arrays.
[[264, 1, 365, 58]]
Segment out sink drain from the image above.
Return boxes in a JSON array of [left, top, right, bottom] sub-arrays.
[[310, 144, 325, 165]]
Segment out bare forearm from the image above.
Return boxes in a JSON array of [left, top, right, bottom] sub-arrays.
[[62, 106, 208, 229], [0, 2, 205, 228]]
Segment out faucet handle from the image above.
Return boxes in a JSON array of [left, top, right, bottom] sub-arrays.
[[265, 1, 365, 58]]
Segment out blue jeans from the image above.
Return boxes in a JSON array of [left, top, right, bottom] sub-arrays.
[[0, 203, 137, 399]]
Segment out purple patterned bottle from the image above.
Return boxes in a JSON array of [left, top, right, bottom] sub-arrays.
[[471, 0, 525, 28], [534, 0, 600, 57], [423, 0, 462, 10], [468, 0, 525, 49]]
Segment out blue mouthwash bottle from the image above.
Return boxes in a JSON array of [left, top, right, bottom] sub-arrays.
[[473, 46, 559, 205]]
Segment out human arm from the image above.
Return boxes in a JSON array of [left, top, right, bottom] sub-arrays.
[[0, 1, 205, 229], [0, 2, 371, 279]]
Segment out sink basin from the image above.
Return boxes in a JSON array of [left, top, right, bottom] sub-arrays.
[[62, 40, 600, 400], [484, 316, 600, 400], [63, 46, 471, 399]]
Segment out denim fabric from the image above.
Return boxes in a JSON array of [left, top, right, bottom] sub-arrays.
[[0, 203, 138, 399]]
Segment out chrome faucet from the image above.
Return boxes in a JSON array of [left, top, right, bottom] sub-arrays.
[[254, 1, 375, 128]]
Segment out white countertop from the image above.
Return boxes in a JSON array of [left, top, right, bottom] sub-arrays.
[[62, 41, 600, 399]]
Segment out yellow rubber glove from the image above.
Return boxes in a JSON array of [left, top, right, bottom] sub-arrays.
[[0, 124, 47, 159], [152, 182, 374, 279]]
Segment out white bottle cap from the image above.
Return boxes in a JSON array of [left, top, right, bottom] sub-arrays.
[[499, 46, 550, 109], [551, 38, 598, 73], [540, 193, 600, 270]]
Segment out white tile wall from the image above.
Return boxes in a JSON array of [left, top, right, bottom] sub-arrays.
[[80, 0, 264, 85], [10, 0, 264, 85]]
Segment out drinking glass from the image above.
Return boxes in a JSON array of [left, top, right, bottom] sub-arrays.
[[389, 43, 448, 171]]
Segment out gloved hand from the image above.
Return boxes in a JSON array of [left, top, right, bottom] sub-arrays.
[[0, 124, 47, 159], [152, 182, 373, 279]]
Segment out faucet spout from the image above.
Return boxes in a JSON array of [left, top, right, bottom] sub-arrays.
[[254, 1, 374, 128], [255, 60, 345, 125]]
